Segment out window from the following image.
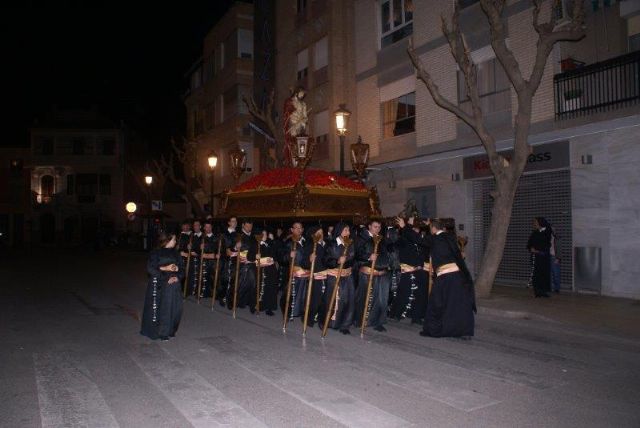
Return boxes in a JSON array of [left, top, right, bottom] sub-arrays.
[[101, 139, 115, 155], [631, 33, 640, 52], [203, 54, 215, 82], [191, 67, 202, 90], [457, 57, 510, 114], [314, 36, 328, 70], [380, 0, 413, 48], [72, 138, 85, 155], [9, 159, 23, 178], [223, 86, 237, 121], [297, 49, 309, 81], [41, 138, 54, 155], [238, 29, 253, 59], [66, 174, 74, 195], [76, 173, 98, 203], [313, 110, 329, 160], [382, 92, 416, 138], [99, 174, 111, 195], [205, 103, 215, 130], [41, 175, 54, 198], [297, 0, 307, 14], [224, 32, 237, 67], [219, 42, 225, 70]]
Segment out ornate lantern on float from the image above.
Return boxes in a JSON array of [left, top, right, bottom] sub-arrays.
[[229, 147, 247, 182], [350, 135, 370, 182], [290, 135, 316, 170]]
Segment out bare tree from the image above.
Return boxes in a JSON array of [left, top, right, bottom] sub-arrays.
[[407, 0, 585, 297], [156, 137, 207, 219], [242, 88, 282, 169]]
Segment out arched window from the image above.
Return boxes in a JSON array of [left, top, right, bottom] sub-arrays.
[[41, 175, 54, 199]]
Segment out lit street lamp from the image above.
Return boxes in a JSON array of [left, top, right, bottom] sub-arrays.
[[144, 175, 153, 250], [334, 104, 351, 176], [207, 151, 218, 218]]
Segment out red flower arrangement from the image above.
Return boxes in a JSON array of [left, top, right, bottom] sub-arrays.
[[231, 168, 366, 193]]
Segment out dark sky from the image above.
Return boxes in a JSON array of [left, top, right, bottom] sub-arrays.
[[2, 1, 237, 150]]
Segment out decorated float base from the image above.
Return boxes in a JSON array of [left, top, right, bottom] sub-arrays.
[[219, 167, 380, 220]]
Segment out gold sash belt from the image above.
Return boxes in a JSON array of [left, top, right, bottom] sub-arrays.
[[400, 263, 422, 273], [313, 270, 328, 280], [328, 268, 352, 278], [258, 257, 274, 267], [293, 266, 310, 278], [359, 266, 387, 276], [436, 263, 459, 277]]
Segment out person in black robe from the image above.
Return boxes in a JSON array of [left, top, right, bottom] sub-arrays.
[[303, 225, 327, 327], [236, 219, 258, 312], [278, 221, 310, 320], [321, 222, 356, 334], [219, 216, 238, 308], [420, 218, 476, 338], [354, 219, 392, 332], [198, 221, 219, 299], [389, 216, 430, 324], [177, 219, 192, 295], [187, 219, 203, 297], [140, 232, 184, 341], [255, 228, 278, 315], [527, 217, 552, 298]]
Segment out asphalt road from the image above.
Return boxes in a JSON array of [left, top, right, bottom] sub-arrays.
[[1, 249, 639, 427]]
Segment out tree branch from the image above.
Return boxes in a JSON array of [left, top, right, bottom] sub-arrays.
[[480, 0, 527, 93]]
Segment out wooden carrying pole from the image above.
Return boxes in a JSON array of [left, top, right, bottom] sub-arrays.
[[183, 234, 194, 299], [282, 241, 298, 333], [210, 238, 223, 310], [232, 233, 243, 319], [302, 236, 320, 336], [321, 237, 351, 338], [360, 235, 382, 338], [254, 235, 262, 313]]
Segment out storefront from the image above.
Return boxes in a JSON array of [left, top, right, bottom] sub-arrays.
[[465, 140, 573, 289]]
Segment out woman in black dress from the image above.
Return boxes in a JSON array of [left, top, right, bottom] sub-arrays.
[[527, 217, 552, 298], [140, 232, 184, 341]]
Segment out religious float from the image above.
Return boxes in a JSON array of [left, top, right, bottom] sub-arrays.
[[218, 87, 381, 221]]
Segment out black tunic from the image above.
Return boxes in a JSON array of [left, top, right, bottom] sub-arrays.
[[278, 237, 310, 318], [321, 237, 356, 330], [256, 239, 279, 311], [140, 248, 184, 340], [527, 228, 552, 296], [354, 232, 391, 328], [423, 233, 475, 338]]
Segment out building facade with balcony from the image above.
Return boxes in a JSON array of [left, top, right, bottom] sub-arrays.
[[0, 148, 32, 248], [29, 107, 125, 245], [184, 1, 255, 213], [273, 0, 357, 171], [351, 0, 640, 299]]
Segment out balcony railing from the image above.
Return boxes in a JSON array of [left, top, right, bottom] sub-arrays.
[[554, 50, 640, 119]]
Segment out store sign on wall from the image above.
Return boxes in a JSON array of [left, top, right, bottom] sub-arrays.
[[463, 140, 569, 179]]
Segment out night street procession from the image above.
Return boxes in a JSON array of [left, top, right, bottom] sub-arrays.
[[3, 1, 640, 427]]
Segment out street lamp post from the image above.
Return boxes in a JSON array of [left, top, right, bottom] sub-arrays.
[[207, 151, 218, 218], [334, 104, 351, 176], [144, 175, 153, 250]]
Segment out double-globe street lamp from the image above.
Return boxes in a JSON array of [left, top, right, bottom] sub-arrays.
[[207, 151, 218, 218], [334, 104, 351, 176]]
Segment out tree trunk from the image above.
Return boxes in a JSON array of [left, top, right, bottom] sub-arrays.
[[474, 174, 519, 298]]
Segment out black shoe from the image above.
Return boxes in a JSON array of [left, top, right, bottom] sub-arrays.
[[373, 325, 387, 332], [419, 330, 430, 337], [218, 299, 225, 307], [340, 329, 351, 335], [541, 293, 550, 298], [265, 310, 274, 316], [250, 306, 256, 314], [553, 289, 560, 294], [159, 336, 169, 341], [411, 319, 421, 325]]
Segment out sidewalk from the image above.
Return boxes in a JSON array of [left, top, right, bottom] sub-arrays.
[[478, 285, 640, 340]]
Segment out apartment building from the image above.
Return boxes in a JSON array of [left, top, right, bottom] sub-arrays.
[[29, 106, 125, 244], [273, 0, 357, 171], [184, 1, 255, 213], [352, 0, 640, 299]]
